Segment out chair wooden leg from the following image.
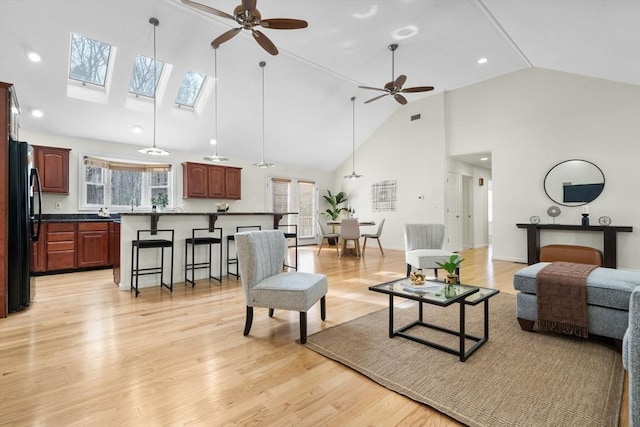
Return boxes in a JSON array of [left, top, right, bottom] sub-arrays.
[[377, 238, 384, 257], [243, 306, 253, 336], [299, 311, 307, 344], [317, 238, 324, 255], [269, 308, 275, 318], [362, 237, 368, 256], [335, 238, 340, 257], [320, 296, 326, 321]]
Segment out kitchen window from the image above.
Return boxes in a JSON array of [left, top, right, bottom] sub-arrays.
[[80, 156, 172, 211]]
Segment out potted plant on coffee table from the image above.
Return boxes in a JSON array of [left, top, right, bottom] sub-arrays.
[[436, 254, 464, 297]]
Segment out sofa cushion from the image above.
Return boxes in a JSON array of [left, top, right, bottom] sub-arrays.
[[514, 262, 640, 310]]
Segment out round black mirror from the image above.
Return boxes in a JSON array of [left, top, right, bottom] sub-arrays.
[[544, 159, 605, 207]]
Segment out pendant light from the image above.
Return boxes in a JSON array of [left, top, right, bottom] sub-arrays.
[[138, 17, 170, 156], [203, 46, 228, 162], [344, 96, 362, 179], [252, 61, 275, 168]]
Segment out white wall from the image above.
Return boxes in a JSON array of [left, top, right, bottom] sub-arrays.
[[332, 68, 640, 270], [332, 93, 448, 253], [21, 130, 334, 218]]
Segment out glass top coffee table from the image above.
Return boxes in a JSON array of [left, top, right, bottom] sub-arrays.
[[369, 277, 499, 362]]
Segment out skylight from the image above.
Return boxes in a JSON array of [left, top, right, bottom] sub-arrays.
[[129, 54, 165, 98], [176, 70, 205, 108], [69, 33, 112, 86]]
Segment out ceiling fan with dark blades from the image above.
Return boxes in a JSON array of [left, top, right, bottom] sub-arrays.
[[182, 0, 308, 55], [359, 43, 434, 105]]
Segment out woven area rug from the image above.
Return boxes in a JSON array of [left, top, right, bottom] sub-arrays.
[[305, 293, 623, 427]]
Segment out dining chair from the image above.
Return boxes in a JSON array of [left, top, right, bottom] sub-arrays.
[[362, 218, 385, 257], [317, 219, 340, 256], [339, 218, 361, 258]]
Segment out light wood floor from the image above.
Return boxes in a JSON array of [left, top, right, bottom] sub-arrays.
[[0, 246, 628, 426]]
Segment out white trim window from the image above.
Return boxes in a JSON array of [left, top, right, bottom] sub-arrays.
[[80, 155, 172, 211], [269, 177, 317, 241]]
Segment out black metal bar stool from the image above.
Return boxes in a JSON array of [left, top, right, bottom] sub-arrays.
[[185, 227, 222, 286], [130, 229, 174, 297], [227, 225, 261, 279], [279, 224, 298, 270]]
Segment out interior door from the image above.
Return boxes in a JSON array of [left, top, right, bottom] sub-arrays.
[[462, 175, 474, 249]]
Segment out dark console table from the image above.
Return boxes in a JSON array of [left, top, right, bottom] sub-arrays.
[[516, 223, 633, 268]]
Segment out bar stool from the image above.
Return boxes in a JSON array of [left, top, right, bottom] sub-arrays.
[[130, 229, 174, 297], [279, 224, 298, 270], [227, 225, 262, 279], [185, 227, 223, 286]]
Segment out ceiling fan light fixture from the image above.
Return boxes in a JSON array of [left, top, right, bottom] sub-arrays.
[[253, 61, 275, 168], [138, 17, 170, 156], [344, 96, 362, 180], [204, 47, 229, 163]]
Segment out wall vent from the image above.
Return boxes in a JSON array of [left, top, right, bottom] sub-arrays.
[[410, 114, 421, 121]]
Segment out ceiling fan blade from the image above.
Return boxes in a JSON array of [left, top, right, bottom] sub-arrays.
[[211, 28, 242, 48], [394, 74, 407, 89], [358, 85, 387, 92], [252, 29, 279, 55], [364, 93, 389, 104], [261, 18, 308, 29], [181, 0, 235, 21], [242, 0, 257, 12], [401, 86, 435, 93], [394, 94, 408, 105], [384, 81, 394, 91]]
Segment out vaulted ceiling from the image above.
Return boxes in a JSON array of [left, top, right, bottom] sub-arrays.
[[1, 0, 638, 171]]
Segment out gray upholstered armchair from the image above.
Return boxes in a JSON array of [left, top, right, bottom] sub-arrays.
[[404, 224, 458, 278], [623, 286, 639, 426], [235, 230, 328, 344]]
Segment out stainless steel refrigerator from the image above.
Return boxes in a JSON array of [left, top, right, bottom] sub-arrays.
[[7, 138, 42, 313]]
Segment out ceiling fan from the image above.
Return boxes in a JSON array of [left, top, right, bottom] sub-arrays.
[[181, 0, 308, 55], [359, 43, 434, 105]]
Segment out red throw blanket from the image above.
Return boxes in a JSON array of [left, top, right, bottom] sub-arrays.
[[536, 262, 597, 338]]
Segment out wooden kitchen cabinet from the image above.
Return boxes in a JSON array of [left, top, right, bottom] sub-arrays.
[[207, 165, 226, 198], [33, 145, 71, 193], [182, 162, 242, 199], [225, 167, 242, 200], [77, 222, 109, 268], [45, 222, 76, 271], [30, 223, 46, 273], [182, 162, 208, 198]]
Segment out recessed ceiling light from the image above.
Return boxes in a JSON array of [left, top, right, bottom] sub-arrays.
[[480, 157, 489, 161], [132, 125, 143, 134], [27, 51, 41, 62], [209, 138, 217, 145], [352, 5, 378, 19], [478, 57, 488, 64], [31, 109, 43, 118], [391, 25, 419, 41]]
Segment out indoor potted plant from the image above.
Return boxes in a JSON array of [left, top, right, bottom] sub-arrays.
[[436, 254, 464, 297], [151, 192, 169, 212], [322, 190, 349, 220]]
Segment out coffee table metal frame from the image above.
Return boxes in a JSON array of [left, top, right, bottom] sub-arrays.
[[369, 278, 499, 362]]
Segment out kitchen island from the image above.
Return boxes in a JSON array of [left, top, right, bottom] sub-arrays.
[[118, 211, 296, 292]]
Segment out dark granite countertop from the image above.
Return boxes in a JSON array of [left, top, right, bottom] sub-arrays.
[[41, 213, 121, 222]]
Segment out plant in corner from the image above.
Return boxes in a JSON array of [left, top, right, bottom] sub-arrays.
[[151, 192, 169, 211], [322, 190, 349, 220], [436, 254, 464, 297]]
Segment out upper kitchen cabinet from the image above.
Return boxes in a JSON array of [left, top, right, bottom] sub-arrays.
[[225, 167, 242, 200], [33, 145, 70, 193], [182, 162, 241, 200]]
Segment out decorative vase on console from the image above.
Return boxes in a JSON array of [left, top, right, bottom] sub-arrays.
[[581, 205, 590, 226]]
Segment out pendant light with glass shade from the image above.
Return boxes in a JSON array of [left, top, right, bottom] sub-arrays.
[[203, 46, 228, 162], [253, 61, 275, 168], [138, 17, 170, 156], [344, 96, 362, 179]]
